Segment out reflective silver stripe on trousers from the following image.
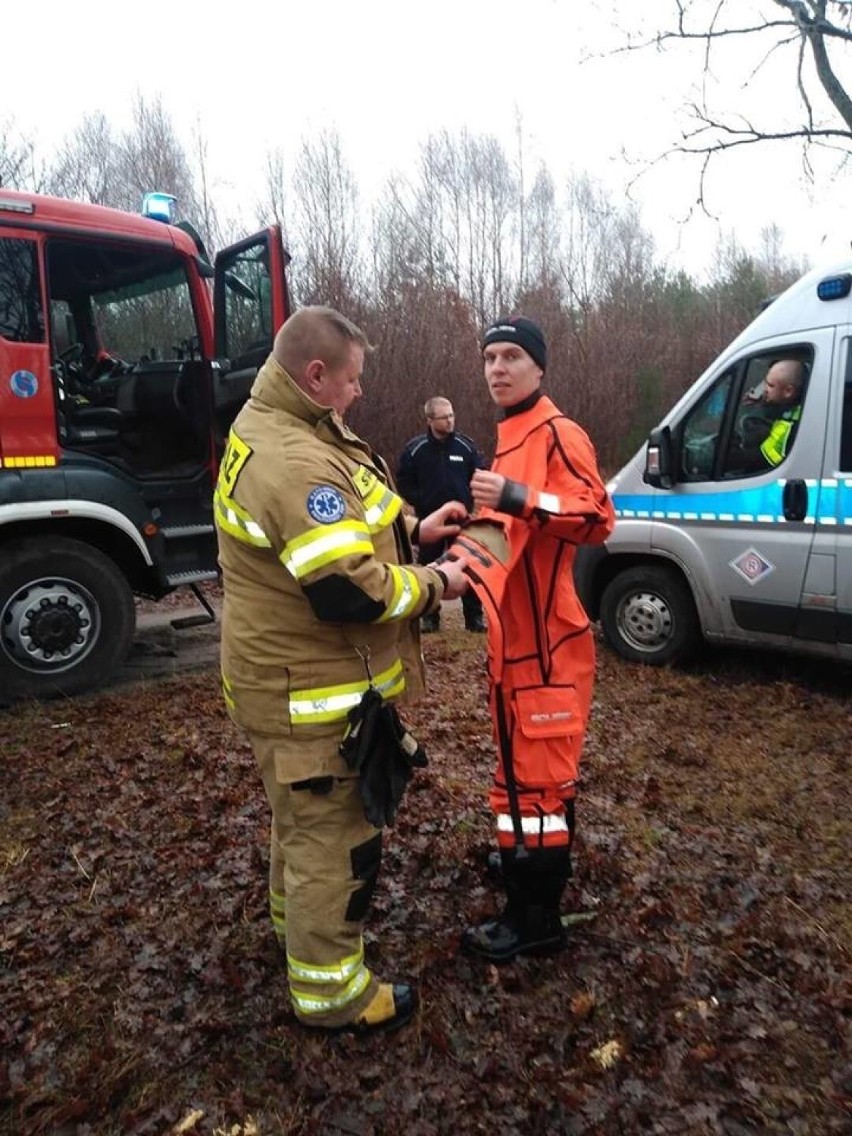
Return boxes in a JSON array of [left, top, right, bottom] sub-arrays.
[[497, 814, 568, 834]]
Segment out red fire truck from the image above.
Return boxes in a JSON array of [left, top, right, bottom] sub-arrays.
[[0, 189, 290, 701]]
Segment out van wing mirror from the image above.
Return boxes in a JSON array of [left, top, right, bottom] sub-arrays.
[[644, 426, 673, 489]]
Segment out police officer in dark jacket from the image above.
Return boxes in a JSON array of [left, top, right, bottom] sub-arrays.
[[397, 396, 487, 632]]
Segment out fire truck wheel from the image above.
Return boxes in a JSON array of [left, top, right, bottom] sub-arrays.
[[600, 564, 701, 667], [0, 537, 136, 702]]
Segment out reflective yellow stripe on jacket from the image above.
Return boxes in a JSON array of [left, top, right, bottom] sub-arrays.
[[288, 658, 406, 724], [213, 489, 271, 548], [378, 565, 422, 621], [282, 519, 374, 580], [354, 465, 403, 533]]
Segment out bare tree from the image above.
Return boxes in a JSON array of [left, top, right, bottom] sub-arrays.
[[47, 97, 202, 228], [257, 147, 290, 237], [616, 1, 852, 203], [189, 118, 233, 253], [117, 95, 202, 220], [358, 173, 484, 460], [522, 167, 562, 298], [49, 112, 120, 205], [290, 129, 362, 311], [0, 119, 44, 191]]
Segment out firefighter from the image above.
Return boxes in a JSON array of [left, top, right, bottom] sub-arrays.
[[396, 396, 487, 633], [215, 307, 469, 1032], [458, 316, 615, 963]]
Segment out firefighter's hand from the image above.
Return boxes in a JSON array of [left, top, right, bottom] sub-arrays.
[[471, 470, 506, 511], [438, 558, 469, 600], [420, 500, 468, 544]]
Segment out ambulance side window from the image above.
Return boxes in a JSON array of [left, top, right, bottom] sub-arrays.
[[679, 371, 734, 481], [0, 238, 44, 343]]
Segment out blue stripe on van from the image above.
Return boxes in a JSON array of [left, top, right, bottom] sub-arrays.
[[613, 478, 852, 527]]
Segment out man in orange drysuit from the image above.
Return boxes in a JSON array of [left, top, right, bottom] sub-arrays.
[[453, 316, 615, 963]]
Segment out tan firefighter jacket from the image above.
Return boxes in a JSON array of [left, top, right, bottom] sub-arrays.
[[215, 355, 445, 782]]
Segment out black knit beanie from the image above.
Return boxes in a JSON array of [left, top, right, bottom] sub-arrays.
[[481, 316, 547, 372]]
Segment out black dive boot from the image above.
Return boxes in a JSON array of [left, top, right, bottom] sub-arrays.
[[485, 848, 503, 883], [462, 846, 571, 963]]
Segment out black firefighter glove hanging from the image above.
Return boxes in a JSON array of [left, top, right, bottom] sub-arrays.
[[340, 686, 428, 828]]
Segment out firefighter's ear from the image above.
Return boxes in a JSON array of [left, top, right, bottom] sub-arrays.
[[304, 358, 325, 392]]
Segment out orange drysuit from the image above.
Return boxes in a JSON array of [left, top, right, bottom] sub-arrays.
[[457, 392, 614, 853]]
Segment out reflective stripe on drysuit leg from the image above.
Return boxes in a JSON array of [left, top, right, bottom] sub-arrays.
[[251, 735, 382, 1028]]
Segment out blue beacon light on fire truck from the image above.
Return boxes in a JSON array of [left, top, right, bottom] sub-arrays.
[[141, 193, 177, 223]]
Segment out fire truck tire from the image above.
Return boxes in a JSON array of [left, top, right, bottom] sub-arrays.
[[0, 537, 136, 703], [600, 564, 701, 667]]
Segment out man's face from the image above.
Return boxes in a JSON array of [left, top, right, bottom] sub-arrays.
[[428, 401, 455, 438], [764, 367, 797, 407], [314, 343, 365, 417], [483, 342, 543, 408]]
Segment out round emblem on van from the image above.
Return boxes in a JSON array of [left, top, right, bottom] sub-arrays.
[[307, 485, 346, 524], [10, 370, 38, 399]]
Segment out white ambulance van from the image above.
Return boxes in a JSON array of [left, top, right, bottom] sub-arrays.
[[575, 261, 852, 665]]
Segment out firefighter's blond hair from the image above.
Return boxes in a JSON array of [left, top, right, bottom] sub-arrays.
[[273, 306, 372, 379]]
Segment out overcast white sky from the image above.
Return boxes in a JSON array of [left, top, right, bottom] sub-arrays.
[[5, 0, 852, 278]]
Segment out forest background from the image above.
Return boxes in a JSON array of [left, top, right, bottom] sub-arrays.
[[0, 102, 815, 473]]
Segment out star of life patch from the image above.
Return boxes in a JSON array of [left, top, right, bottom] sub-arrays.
[[306, 485, 346, 524], [730, 547, 775, 585]]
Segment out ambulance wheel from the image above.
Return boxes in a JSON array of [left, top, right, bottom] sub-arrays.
[[0, 537, 136, 703], [600, 565, 700, 666]]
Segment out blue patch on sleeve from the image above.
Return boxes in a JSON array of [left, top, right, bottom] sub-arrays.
[[307, 485, 346, 524]]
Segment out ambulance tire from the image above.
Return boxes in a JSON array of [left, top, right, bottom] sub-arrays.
[[0, 537, 136, 704], [600, 565, 700, 667]]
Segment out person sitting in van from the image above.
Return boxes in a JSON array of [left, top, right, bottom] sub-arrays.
[[738, 358, 804, 470]]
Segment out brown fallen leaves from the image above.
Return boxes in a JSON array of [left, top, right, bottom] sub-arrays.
[[1, 611, 850, 1134]]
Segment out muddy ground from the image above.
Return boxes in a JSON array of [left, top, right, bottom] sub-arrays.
[[1, 605, 850, 1135]]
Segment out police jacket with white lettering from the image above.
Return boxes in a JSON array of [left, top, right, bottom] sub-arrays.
[[215, 355, 445, 781], [396, 429, 486, 518]]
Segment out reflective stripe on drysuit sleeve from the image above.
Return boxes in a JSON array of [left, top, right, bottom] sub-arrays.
[[493, 417, 614, 544]]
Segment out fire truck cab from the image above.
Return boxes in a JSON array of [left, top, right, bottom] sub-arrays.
[[0, 189, 290, 701]]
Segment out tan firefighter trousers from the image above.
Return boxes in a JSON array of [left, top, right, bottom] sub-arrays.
[[251, 734, 383, 1028]]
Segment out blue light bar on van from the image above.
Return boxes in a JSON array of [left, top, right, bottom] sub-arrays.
[[816, 274, 852, 301], [141, 192, 177, 223]]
